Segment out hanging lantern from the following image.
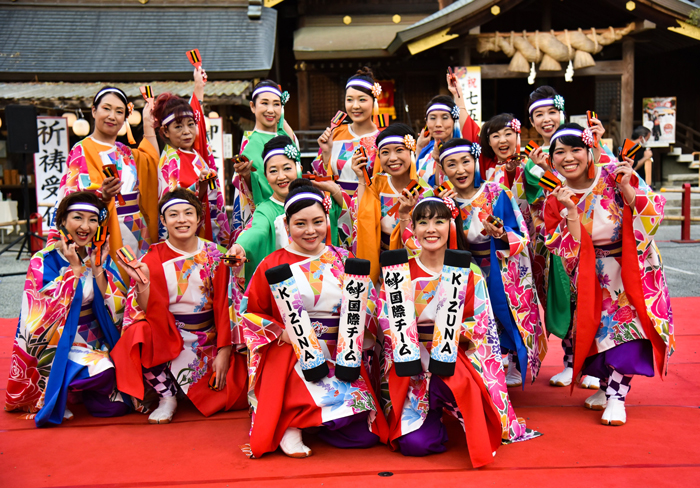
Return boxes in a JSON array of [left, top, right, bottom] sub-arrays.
[[62, 112, 77, 127], [73, 119, 90, 136], [208, 111, 220, 119], [118, 122, 127, 136], [127, 109, 142, 126]]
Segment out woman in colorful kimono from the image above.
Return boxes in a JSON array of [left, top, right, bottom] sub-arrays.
[[51, 86, 160, 283], [240, 183, 388, 459], [352, 123, 431, 283], [5, 191, 131, 426], [111, 188, 248, 424], [544, 124, 674, 426], [231, 79, 297, 240], [378, 197, 539, 467], [228, 136, 347, 287], [414, 74, 480, 186], [151, 67, 230, 247], [435, 139, 546, 388], [526, 88, 608, 390]]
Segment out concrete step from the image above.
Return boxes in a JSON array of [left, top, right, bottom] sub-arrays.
[[666, 173, 699, 184], [669, 146, 683, 156], [678, 153, 697, 163]]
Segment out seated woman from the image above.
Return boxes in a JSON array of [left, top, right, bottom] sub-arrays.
[[228, 136, 347, 287], [378, 197, 539, 468], [111, 188, 248, 424], [152, 66, 230, 247], [5, 191, 131, 426], [241, 183, 388, 459], [544, 124, 674, 426], [352, 123, 430, 283], [435, 139, 546, 388]]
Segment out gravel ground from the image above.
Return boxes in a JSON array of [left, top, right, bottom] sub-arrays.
[[0, 226, 698, 318]]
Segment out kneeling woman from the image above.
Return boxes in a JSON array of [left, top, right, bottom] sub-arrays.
[[241, 184, 388, 458], [544, 124, 674, 425], [437, 139, 546, 387], [5, 191, 131, 426], [112, 188, 248, 424], [378, 198, 539, 468]]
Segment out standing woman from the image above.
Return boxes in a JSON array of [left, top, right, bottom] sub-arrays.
[[378, 198, 539, 467], [436, 139, 546, 387], [51, 86, 160, 282], [231, 80, 297, 240], [228, 136, 347, 287], [5, 192, 131, 426], [351, 123, 430, 284], [544, 124, 674, 426], [241, 184, 388, 459], [151, 67, 230, 247], [111, 188, 248, 424]]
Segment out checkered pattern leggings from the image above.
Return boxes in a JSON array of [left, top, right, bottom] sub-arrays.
[[142, 363, 177, 398], [605, 369, 633, 401]]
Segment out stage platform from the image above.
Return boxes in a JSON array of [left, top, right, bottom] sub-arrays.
[[1, 297, 699, 487]]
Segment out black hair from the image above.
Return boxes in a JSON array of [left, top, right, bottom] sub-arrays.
[[425, 95, 457, 116], [480, 113, 516, 160], [93, 86, 128, 110], [252, 79, 282, 104], [262, 135, 295, 173], [438, 137, 476, 158], [632, 125, 651, 141], [375, 122, 416, 148], [284, 179, 326, 220], [158, 187, 203, 219], [55, 191, 107, 228], [527, 85, 560, 113], [411, 198, 469, 251], [549, 123, 589, 153], [346, 66, 376, 98]]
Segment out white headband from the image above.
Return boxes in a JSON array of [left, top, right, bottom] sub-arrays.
[[284, 192, 323, 212], [377, 135, 406, 150], [252, 86, 282, 100], [67, 203, 99, 215], [346, 79, 373, 92], [550, 129, 583, 143], [426, 103, 452, 115], [439, 145, 474, 162], [528, 98, 555, 114], [263, 148, 286, 164], [94, 88, 127, 105], [162, 111, 194, 126], [160, 198, 194, 214], [416, 197, 445, 206]]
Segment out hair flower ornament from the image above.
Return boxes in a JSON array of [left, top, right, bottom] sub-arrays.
[[371, 82, 382, 98], [403, 134, 416, 152], [284, 144, 300, 161], [450, 105, 461, 120], [507, 118, 521, 133], [581, 128, 595, 148], [553, 94, 565, 111], [442, 197, 459, 219], [471, 142, 482, 159], [280, 90, 290, 106], [322, 194, 332, 213]]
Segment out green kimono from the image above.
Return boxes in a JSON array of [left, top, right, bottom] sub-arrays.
[[236, 196, 345, 286], [240, 117, 293, 206]]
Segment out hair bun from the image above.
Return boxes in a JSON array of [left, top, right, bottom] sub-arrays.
[[356, 66, 375, 81]]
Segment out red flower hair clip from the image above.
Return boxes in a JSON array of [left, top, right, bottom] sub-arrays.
[[581, 128, 595, 148], [442, 197, 459, 219], [507, 118, 521, 133], [322, 194, 332, 214]]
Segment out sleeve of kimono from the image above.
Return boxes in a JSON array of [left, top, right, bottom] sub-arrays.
[[329, 191, 348, 247], [460, 114, 481, 143], [461, 267, 492, 346], [374, 283, 394, 376], [311, 148, 329, 176], [628, 171, 665, 243], [231, 174, 256, 242], [133, 138, 161, 241], [354, 184, 383, 284], [213, 260, 232, 350], [544, 195, 580, 276], [25, 249, 80, 325], [241, 259, 285, 353], [101, 256, 127, 329], [236, 209, 271, 271], [495, 188, 530, 260], [522, 159, 546, 204]]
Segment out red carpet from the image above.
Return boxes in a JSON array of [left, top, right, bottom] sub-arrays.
[[1, 297, 699, 487]]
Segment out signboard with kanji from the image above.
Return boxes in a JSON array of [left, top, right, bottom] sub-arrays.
[[454, 66, 482, 125], [34, 117, 69, 230]]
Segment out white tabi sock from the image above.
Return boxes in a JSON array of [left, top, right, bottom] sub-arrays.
[[148, 396, 177, 424], [280, 427, 313, 458]]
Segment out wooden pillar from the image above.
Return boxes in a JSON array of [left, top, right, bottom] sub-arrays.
[[621, 38, 634, 141], [459, 44, 471, 67], [296, 67, 310, 130]]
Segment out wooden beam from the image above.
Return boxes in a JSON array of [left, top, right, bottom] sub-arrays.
[[621, 39, 634, 141], [296, 68, 310, 130], [478, 60, 623, 79]]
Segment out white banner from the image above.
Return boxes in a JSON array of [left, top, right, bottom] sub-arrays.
[[207, 117, 225, 199], [455, 66, 482, 125], [642, 97, 676, 148], [34, 117, 69, 231]]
